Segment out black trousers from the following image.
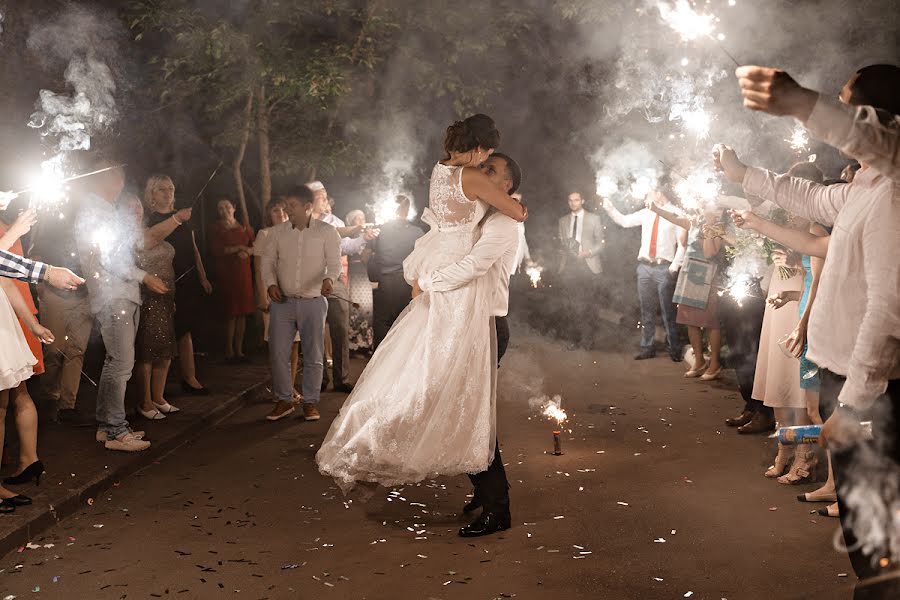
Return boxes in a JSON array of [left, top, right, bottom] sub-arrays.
[[372, 273, 413, 350], [718, 292, 773, 418], [467, 316, 511, 513], [821, 370, 900, 599]]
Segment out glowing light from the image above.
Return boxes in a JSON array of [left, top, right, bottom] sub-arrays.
[[720, 273, 754, 306], [91, 226, 114, 250], [595, 175, 618, 198], [542, 400, 568, 425], [629, 175, 655, 200], [658, 0, 717, 42], [669, 104, 711, 139], [680, 57, 689, 67], [673, 167, 720, 213], [786, 125, 810, 153], [25, 158, 67, 210], [525, 264, 543, 288]]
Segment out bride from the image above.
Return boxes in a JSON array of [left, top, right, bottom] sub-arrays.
[[316, 114, 526, 492]]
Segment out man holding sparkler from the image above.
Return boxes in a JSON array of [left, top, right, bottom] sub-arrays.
[[75, 158, 166, 452], [716, 63, 900, 595], [417, 152, 522, 537], [602, 192, 686, 361]]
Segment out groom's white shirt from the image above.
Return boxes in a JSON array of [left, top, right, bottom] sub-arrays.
[[418, 210, 519, 316]]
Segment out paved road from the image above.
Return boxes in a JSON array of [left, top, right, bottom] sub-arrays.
[[0, 325, 852, 600]]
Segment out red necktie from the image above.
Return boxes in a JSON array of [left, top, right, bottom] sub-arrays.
[[648, 214, 660, 258]]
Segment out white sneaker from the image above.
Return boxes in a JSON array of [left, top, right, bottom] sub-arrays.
[[96, 430, 146, 443], [105, 432, 151, 452]]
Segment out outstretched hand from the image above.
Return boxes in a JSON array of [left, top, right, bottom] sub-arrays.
[[712, 144, 748, 184], [44, 266, 85, 291], [729, 209, 760, 231]]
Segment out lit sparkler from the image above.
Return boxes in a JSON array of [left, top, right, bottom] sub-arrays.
[[669, 103, 711, 140], [3, 163, 126, 212], [717, 273, 757, 306], [525, 264, 543, 288], [657, 0, 741, 66], [673, 166, 720, 214], [786, 125, 810, 154], [629, 174, 656, 200], [595, 174, 619, 199]]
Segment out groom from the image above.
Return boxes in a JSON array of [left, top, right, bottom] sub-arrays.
[[418, 152, 522, 537]]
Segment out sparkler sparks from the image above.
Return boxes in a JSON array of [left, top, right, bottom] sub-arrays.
[[658, 0, 717, 42], [595, 175, 618, 199], [786, 125, 810, 153], [541, 395, 568, 425], [525, 264, 543, 288], [673, 166, 720, 214], [669, 103, 711, 140]]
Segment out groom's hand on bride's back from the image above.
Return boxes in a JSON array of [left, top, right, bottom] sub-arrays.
[[267, 284, 284, 303]]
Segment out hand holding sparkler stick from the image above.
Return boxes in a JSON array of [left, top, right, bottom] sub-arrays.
[[712, 145, 748, 184], [44, 266, 85, 291], [2, 164, 127, 208], [735, 66, 819, 121]]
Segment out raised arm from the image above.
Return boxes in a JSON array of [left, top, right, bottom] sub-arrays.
[[646, 191, 691, 229], [601, 198, 644, 228], [145, 208, 190, 251], [461, 168, 527, 222], [730, 209, 830, 258]]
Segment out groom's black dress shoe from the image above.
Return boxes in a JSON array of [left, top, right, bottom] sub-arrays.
[[459, 510, 511, 538]]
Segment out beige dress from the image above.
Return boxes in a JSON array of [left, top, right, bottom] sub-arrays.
[[752, 265, 805, 408]]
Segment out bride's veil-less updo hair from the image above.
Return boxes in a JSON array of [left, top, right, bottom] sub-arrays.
[[442, 114, 500, 159]]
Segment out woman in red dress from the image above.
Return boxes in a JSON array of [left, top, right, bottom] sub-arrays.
[[0, 208, 45, 487], [209, 198, 256, 362]]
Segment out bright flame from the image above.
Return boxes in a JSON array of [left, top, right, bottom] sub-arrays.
[[721, 273, 753, 306], [543, 402, 568, 425], [629, 175, 655, 200], [525, 264, 543, 288], [670, 104, 711, 139], [786, 125, 810, 153], [25, 157, 68, 210], [371, 191, 417, 225], [91, 226, 114, 250], [658, 0, 717, 42]]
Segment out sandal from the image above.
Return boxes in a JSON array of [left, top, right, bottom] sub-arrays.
[[778, 446, 818, 485], [765, 444, 795, 478]]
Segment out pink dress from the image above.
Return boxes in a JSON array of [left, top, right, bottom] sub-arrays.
[[752, 265, 805, 408]]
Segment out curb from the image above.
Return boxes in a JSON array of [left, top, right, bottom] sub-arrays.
[[0, 378, 268, 558]]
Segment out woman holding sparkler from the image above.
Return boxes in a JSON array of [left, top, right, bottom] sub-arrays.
[[144, 175, 213, 395], [344, 209, 375, 353], [0, 205, 46, 488], [317, 114, 526, 493]]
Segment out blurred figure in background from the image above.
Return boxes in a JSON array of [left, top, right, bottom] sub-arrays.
[[344, 209, 376, 353], [511, 192, 531, 274], [365, 195, 423, 349], [209, 197, 255, 363]]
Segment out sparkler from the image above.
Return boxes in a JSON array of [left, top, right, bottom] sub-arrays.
[[786, 124, 810, 154], [669, 103, 712, 140], [533, 395, 568, 456], [5, 164, 126, 206], [525, 264, 543, 288], [595, 175, 619, 199], [672, 166, 720, 214], [193, 160, 223, 207], [657, 0, 741, 67]]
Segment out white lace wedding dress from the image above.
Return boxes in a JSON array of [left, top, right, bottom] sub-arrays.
[[317, 162, 497, 492]]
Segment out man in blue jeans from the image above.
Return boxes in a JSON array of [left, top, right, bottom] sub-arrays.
[[602, 195, 686, 361], [75, 158, 168, 452], [261, 185, 342, 422]]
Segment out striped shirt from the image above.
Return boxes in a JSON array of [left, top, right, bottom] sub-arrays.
[[0, 249, 47, 283]]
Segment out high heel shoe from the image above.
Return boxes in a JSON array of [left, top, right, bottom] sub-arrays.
[[3, 494, 31, 506], [139, 407, 166, 420], [765, 444, 795, 478], [181, 380, 210, 396], [154, 402, 180, 414], [778, 446, 819, 485], [3, 460, 44, 486]]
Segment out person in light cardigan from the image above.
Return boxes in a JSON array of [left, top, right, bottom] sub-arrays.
[[717, 62, 900, 596]]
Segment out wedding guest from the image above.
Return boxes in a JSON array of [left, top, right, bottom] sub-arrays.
[[344, 209, 375, 353], [0, 277, 54, 511], [261, 186, 341, 422], [0, 206, 45, 486], [511, 192, 532, 274], [556, 191, 604, 347], [209, 198, 256, 362], [29, 195, 94, 426], [366, 195, 424, 349], [646, 195, 725, 379], [254, 200, 302, 402], [77, 159, 164, 452], [716, 63, 900, 595], [308, 181, 373, 393], [121, 194, 183, 421], [602, 192, 686, 361], [144, 174, 213, 395]]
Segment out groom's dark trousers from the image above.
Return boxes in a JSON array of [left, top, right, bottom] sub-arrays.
[[468, 316, 511, 513]]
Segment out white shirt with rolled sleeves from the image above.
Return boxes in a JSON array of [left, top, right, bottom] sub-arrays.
[[260, 219, 342, 299], [418, 210, 518, 317], [742, 165, 900, 410], [803, 96, 899, 181], [603, 205, 686, 272]]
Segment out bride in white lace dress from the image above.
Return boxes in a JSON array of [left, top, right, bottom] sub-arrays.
[[317, 114, 526, 492]]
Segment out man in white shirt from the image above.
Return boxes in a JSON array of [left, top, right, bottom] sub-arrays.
[[261, 185, 342, 422], [418, 152, 521, 538], [308, 181, 374, 393], [602, 196, 686, 361], [716, 62, 900, 594], [511, 192, 531, 274]]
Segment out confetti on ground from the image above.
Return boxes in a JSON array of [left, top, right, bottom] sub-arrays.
[[617, 502, 629, 506], [654, 538, 666, 543], [685, 592, 693, 598]]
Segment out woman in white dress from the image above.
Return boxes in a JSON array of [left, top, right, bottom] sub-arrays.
[[317, 114, 526, 492], [0, 277, 54, 512]]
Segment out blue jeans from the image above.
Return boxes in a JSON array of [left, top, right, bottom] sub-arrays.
[[269, 297, 328, 404], [96, 299, 140, 438], [636, 262, 680, 352]]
